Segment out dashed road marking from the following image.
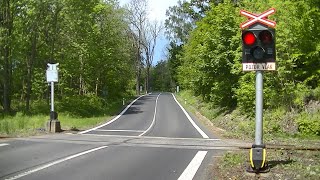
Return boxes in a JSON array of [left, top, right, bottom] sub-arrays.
[[5, 146, 108, 180], [0, 143, 9, 147], [178, 151, 208, 180], [139, 93, 161, 136]]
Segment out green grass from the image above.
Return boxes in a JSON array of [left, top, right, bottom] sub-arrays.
[[58, 114, 112, 131], [0, 96, 135, 137], [0, 112, 113, 137]]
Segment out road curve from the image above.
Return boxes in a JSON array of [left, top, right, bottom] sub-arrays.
[[0, 93, 223, 180]]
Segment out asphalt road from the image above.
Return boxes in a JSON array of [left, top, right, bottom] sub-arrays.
[[0, 93, 231, 180]]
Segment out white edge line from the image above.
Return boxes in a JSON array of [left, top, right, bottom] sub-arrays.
[[139, 93, 161, 136], [79, 95, 145, 134], [172, 93, 209, 139], [0, 143, 9, 147], [178, 151, 208, 180], [5, 146, 108, 180]]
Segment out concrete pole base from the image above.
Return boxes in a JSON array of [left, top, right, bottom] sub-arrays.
[[46, 120, 61, 133]]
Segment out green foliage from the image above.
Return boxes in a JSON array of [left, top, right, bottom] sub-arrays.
[[58, 95, 104, 117], [167, 0, 320, 128], [235, 73, 255, 115], [0, 0, 136, 116], [165, 0, 210, 44], [151, 60, 173, 92], [296, 112, 320, 136], [178, 2, 241, 108]]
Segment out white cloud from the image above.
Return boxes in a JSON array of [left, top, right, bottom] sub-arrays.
[[148, 0, 179, 21], [119, 0, 179, 22]]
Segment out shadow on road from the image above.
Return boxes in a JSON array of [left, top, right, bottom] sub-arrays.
[[123, 107, 144, 115]]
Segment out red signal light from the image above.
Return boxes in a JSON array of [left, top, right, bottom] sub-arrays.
[[242, 31, 256, 46], [259, 30, 272, 44]]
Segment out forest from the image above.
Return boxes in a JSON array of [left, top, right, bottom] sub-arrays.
[[162, 0, 320, 137], [0, 0, 160, 118]]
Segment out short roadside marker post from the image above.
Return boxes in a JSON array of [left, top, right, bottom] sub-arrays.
[[240, 8, 277, 173], [46, 63, 61, 133]]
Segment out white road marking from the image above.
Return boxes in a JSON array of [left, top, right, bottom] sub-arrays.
[[172, 94, 209, 139], [80, 133, 220, 141], [0, 143, 9, 147], [5, 146, 108, 180], [139, 93, 161, 136], [79, 95, 144, 134], [93, 129, 144, 133], [178, 151, 208, 180]]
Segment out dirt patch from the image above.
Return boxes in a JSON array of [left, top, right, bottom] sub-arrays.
[[209, 149, 320, 180]]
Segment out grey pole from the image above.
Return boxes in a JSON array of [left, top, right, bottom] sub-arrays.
[[51, 81, 54, 112], [255, 70, 263, 145]]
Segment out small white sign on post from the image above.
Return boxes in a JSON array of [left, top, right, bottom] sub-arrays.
[[46, 63, 59, 113], [242, 62, 276, 71], [46, 63, 59, 82]]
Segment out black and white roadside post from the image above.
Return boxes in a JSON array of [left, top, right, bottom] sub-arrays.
[[240, 8, 277, 173], [46, 63, 61, 133]]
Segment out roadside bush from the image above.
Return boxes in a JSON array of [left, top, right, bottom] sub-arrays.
[[264, 108, 299, 138], [58, 94, 105, 117], [292, 83, 312, 109], [296, 112, 320, 136], [311, 86, 320, 101], [235, 73, 255, 116], [264, 108, 285, 135], [31, 100, 49, 115]]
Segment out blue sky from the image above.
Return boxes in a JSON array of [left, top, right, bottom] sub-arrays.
[[119, 0, 180, 65]]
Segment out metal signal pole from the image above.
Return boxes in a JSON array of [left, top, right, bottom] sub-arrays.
[[255, 70, 263, 145]]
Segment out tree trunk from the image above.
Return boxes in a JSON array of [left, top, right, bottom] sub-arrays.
[[1, 0, 13, 113], [136, 67, 140, 95], [95, 77, 99, 95], [146, 64, 150, 93], [25, 32, 38, 113]]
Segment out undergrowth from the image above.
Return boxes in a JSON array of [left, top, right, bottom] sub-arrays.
[[177, 90, 320, 140]]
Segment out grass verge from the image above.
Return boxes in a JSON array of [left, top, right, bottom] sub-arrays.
[[176, 90, 320, 179], [211, 150, 320, 180], [0, 112, 113, 137], [0, 96, 134, 137]]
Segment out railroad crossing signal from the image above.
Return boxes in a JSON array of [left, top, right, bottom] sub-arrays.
[[240, 8, 277, 173], [240, 9, 276, 71]]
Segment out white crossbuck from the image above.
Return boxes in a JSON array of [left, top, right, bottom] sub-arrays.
[[240, 8, 276, 29]]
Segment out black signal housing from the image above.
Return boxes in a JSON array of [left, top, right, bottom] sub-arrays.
[[242, 27, 275, 63]]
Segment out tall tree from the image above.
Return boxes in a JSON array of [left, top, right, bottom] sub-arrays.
[[126, 0, 162, 94], [126, 0, 148, 94], [0, 0, 14, 113], [165, 0, 210, 44], [142, 20, 162, 93]]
